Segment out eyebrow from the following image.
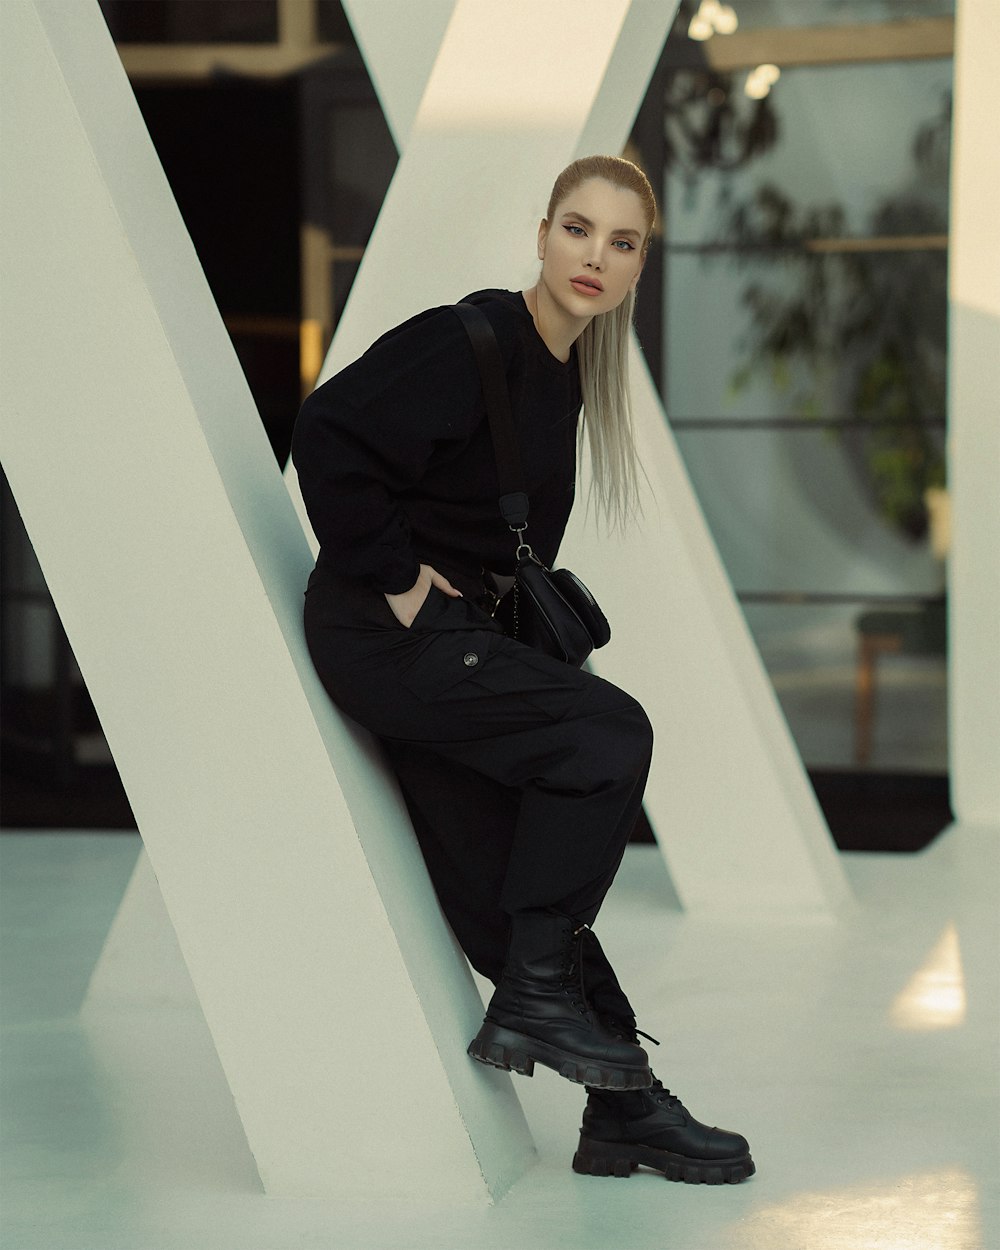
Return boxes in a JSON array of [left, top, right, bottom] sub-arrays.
[[559, 211, 642, 241]]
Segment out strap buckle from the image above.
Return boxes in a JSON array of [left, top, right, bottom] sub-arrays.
[[511, 524, 534, 561]]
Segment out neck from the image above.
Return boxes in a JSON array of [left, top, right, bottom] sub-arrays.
[[523, 284, 591, 363]]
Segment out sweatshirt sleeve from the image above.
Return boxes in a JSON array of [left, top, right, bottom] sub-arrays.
[[291, 303, 509, 594]]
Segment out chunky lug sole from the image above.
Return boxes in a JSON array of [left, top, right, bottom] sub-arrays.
[[467, 1022, 651, 1091], [572, 1135, 755, 1184]]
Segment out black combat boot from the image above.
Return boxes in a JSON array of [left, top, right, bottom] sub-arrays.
[[573, 1076, 755, 1184], [467, 910, 652, 1091]]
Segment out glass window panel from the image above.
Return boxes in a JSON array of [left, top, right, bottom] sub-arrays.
[[667, 250, 814, 421], [713, 0, 954, 31], [664, 248, 947, 424], [665, 59, 953, 245], [742, 601, 947, 772], [659, 46, 952, 782], [672, 425, 945, 596], [99, 1, 278, 44]]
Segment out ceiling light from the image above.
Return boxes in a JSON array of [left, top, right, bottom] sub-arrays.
[[688, 0, 739, 41], [744, 63, 781, 99], [714, 5, 739, 35], [688, 15, 714, 41]]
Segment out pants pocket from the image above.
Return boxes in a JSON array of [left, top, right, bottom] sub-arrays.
[[398, 627, 501, 701]]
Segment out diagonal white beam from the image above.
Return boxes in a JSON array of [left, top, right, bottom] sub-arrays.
[[341, 0, 456, 150], [1, 0, 534, 1203]]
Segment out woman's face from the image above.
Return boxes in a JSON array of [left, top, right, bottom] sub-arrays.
[[537, 177, 648, 319]]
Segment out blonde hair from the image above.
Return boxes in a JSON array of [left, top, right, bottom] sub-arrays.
[[544, 155, 657, 530]]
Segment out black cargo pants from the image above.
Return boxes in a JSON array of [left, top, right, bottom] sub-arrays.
[[303, 567, 652, 1022]]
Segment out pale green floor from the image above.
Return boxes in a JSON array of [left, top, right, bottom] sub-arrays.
[[1, 829, 997, 1250]]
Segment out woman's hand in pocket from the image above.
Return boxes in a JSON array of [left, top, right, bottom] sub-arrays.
[[385, 564, 462, 628]]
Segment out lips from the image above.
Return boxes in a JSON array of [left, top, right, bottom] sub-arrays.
[[570, 275, 604, 296]]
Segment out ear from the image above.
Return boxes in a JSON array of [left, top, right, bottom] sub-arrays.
[[537, 218, 549, 261]]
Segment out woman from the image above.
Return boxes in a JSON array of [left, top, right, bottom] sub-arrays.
[[292, 155, 753, 1184]]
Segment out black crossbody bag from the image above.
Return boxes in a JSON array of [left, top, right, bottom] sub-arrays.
[[453, 302, 611, 668]]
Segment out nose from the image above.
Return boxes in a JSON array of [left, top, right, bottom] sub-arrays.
[[584, 239, 611, 271]]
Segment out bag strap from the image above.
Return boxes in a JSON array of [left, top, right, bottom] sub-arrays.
[[452, 302, 530, 531]]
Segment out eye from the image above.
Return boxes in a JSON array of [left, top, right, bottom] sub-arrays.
[[613, 239, 636, 251], [563, 224, 586, 237]]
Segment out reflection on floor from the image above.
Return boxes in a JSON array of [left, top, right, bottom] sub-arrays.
[[1, 828, 996, 1250]]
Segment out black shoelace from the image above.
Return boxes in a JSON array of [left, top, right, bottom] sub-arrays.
[[648, 1080, 682, 1108], [564, 923, 592, 1015], [567, 925, 664, 1048]]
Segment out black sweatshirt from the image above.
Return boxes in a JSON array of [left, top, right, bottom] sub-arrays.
[[291, 289, 582, 594]]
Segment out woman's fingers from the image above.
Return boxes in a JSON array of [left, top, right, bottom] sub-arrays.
[[429, 567, 463, 598], [384, 564, 460, 627]]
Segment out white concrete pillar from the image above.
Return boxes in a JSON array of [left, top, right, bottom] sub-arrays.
[[947, 0, 1000, 826], [0, 0, 532, 1203]]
